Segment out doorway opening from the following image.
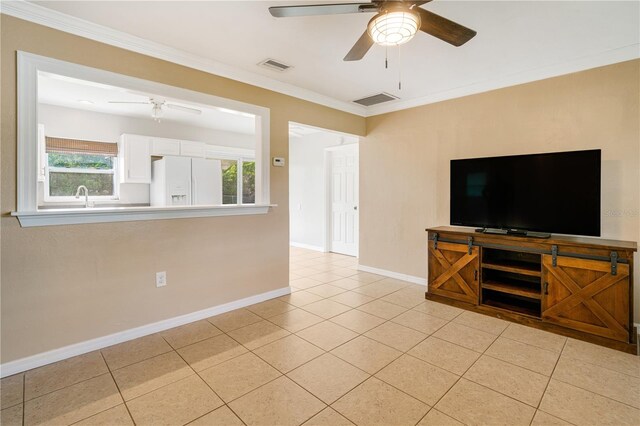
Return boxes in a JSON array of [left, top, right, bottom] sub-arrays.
[[288, 122, 359, 258]]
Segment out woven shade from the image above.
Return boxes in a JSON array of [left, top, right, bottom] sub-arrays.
[[45, 137, 118, 156]]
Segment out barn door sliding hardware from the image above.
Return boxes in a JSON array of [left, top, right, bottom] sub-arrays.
[[430, 233, 475, 254], [610, 251, 618, 276], [549, 245, 620, 275]]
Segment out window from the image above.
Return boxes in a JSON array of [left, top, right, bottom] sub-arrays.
[[220, 158, 255, 205], [221, 159, 238, 204], [44, 137, 118, 201], [242, 161, 256, 204]]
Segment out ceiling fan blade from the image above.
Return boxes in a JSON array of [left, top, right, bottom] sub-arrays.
[[417, 8, 476, 46], [344, 30, 375, 61], [166, 103, 202, 115], [107, 101, 150, 104], [269, 3, 377, 18]]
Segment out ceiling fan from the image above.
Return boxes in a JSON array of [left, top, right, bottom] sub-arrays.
[[269, 0, 477, 61], [108, 98, 202, 122]]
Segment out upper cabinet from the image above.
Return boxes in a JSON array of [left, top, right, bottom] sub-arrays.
[[150, 138, 207, 158], [119, 134, 151, 183], [180, 140, 205, 158], [150, 138, 181, 156]]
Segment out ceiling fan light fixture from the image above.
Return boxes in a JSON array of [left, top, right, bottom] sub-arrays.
[[367, 9, 421, 46], [151, 103, 163, 122]]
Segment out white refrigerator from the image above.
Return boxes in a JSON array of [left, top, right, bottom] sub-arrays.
[[151, 156, 222, 206]]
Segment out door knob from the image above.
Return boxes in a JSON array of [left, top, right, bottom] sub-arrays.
[[353, 206, 358, 210]]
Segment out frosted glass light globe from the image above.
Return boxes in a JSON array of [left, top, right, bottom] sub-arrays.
[[367, 10, 421, 46]]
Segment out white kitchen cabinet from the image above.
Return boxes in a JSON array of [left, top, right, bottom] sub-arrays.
[[180, 140, 205, 158], [150, 138, 181, 156], [119, 134, 151, 183], [37, 123, 46, 182]]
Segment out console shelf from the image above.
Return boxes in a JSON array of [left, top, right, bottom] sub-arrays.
[[481, 247, 542, 315], [482, 291, 541, 318], [481, 261, 541, 277], [426, 226, 637, 354], [481, 280, 541, 300]]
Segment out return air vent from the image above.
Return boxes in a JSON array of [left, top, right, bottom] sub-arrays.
[[258, 58, 293, 72], [352, 92, 398, 106]]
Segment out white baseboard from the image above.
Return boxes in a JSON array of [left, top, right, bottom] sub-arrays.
[[0, 286, 291, 378], [290, 242, 326, 252], [357, 264, 426, 286]]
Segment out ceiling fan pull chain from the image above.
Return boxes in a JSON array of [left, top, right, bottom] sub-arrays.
[[398, 45, 402, 90], [385, 46, 388, 69]]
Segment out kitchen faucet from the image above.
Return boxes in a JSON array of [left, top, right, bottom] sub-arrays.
[[75, 185, 93, 208]]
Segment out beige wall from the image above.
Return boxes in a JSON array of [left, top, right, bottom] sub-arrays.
[[0, 15, 365, 363], [361, 60, 640, 321]]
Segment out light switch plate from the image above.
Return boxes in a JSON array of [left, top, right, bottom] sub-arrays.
[[272, 157, 285, 167]]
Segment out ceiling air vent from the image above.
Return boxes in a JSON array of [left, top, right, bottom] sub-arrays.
[[352, 92, 399, 107], [258, 58, 293, 72]]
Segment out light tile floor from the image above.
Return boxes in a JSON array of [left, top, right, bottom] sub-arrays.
[[2, 247, 639, 425]]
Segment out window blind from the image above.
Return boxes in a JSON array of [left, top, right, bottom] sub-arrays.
[[45, 137, 118, 156]]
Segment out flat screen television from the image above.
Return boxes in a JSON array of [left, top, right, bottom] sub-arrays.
[[450, 150, 601, 237]]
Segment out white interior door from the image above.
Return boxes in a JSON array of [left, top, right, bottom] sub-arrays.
[[329, 144, 359, 256]]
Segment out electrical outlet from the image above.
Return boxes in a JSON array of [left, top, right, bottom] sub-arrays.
[[156, 271, 167, 287]]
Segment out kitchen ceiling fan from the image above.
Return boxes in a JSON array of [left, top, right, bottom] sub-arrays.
[[107, 98, 202, 121], [269, 0, 477, 61]]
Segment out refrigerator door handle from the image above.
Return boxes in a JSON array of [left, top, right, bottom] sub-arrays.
[[192, 177, 197, 205]]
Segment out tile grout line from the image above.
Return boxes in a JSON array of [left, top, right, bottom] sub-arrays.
[[162, 334, 249, 426], [97, 350, 137, 426], [21, 368, 117, 406], [413, 328, 490, 425], [422, 313, 537, 426], [22, 372, 25, 426], [208, 282, 431, 423], [23, 326, 244, 405], [322, 304, 462, 425], [555, 351, 640, 380], [545, 374, 640, 412], [102, 350, 203, 418], [531, 338, 571, 426], [182, 322, 327, 413]]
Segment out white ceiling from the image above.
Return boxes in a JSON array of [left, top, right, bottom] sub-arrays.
[[38, 72, 257, 134], [16, 1, 640, 116]]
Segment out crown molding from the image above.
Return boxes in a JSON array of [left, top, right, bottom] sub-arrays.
[[367, 43, 640, 116], [2, 1, 638, 119], [0, 0, 368, 117]]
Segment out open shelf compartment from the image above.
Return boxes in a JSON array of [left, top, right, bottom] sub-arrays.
[[482, 288, 541, 318], [482, 247, 542, 277], [480, 247, 542, 315]]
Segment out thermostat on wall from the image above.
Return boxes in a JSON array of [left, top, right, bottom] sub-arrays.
[[272, 157, 285, 167]]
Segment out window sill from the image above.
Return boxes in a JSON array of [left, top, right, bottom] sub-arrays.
[[11, 204, 275, 227]]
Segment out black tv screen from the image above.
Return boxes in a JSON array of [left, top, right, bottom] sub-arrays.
[[450, 150, 601, 236]]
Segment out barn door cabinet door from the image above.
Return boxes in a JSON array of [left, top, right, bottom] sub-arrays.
[[428, 241, 480, 304], [542, 255, 630, 342]]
